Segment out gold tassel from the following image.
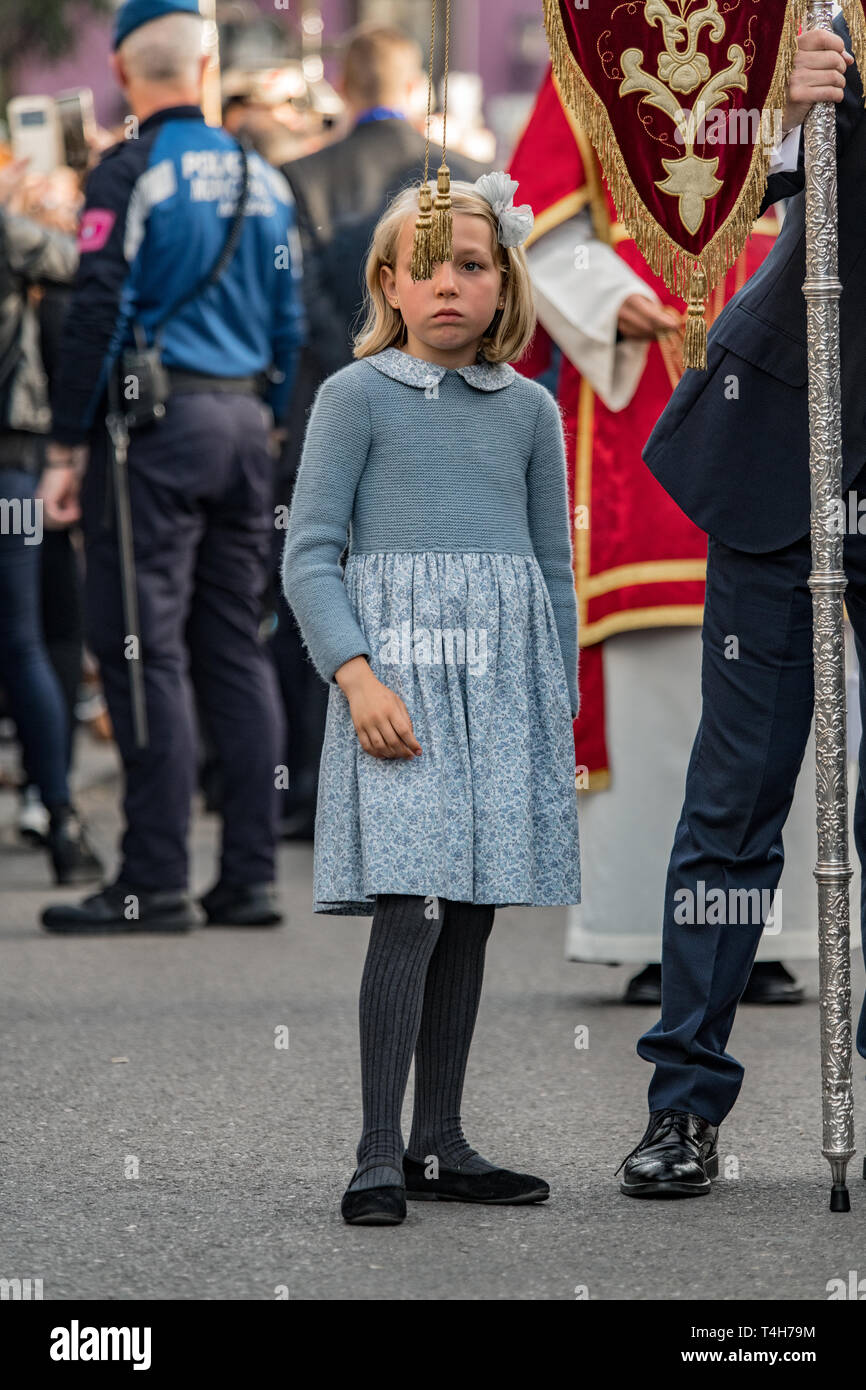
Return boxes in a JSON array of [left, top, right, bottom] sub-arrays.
[[430, 163, 453, 264], [683, 265, 708, 370], [411, 181, 434, 281]]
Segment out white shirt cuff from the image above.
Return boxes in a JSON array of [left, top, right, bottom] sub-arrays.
[[769, 124, 802, 173]]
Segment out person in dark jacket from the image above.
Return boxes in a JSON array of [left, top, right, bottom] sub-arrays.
[[617, 21, 864, 1198], [273, 23, 488, 839], [0, 188, 102, 886], [38, 0, 305, 934]]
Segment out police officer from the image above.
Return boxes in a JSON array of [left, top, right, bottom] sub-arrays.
[[38, 0, 306, 933]]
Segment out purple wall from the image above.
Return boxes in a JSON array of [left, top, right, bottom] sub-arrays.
[[12, 0, 547, 127], [15, 15, 120, 127]]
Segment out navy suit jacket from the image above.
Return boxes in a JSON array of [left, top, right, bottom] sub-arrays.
[[643, 14, 866, 553]]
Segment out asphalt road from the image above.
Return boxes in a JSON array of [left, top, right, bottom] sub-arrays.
[[2, 735, 866, 1301]]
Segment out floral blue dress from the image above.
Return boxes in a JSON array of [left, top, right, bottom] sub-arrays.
[[306, 350, 582, 916]]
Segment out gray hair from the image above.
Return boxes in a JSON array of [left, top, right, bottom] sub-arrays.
[[119, 12, 205, 85]]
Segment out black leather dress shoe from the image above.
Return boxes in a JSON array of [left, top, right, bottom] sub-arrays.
[[623, 961, 804, 1007], [740, 961, 805, 1004], [403, 1154, 550, 1204], [41, 879, 199, 934], [341, 1172, 407, 1225], [199, 881, 283, 926], [618, 1109, 718, 1198]]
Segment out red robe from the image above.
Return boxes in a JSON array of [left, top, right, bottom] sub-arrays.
[[509, 69, 780, 787]]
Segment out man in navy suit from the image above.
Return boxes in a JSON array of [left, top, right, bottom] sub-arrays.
[[618, 18, 866, 1196]]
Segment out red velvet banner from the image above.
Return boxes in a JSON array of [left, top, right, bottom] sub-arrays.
[[541, 0, 815, 363]]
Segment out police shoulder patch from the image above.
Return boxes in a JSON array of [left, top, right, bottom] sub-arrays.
[[77, 208, 117, 253]]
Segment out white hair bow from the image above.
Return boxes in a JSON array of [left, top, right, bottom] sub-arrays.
[[473, 171, 534, 248]]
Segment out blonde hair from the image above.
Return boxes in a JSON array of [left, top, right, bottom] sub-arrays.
[[353, 180, 536, 365]]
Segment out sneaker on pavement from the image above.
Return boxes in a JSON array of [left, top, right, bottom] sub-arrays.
[[18, 784, 50, 846]]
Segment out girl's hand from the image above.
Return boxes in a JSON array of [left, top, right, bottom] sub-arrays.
[[336, 658, 423, 760]]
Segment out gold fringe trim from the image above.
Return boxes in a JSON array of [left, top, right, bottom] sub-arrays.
[[841, 0, 866, 107], [542, 0, 809, 349], [430, 162, 453, 264], [683, 264, 709, 369], [411, 181, 434, 281]]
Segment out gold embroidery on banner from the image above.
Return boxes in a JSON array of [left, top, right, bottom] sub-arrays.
[[620, 0, 748, 234], [543, 0, 806, 307]]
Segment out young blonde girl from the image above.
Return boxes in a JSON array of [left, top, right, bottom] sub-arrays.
[[282, 174, 580, 1225]]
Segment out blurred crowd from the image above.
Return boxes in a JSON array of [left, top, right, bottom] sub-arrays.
[[0, 21, 496, 884]]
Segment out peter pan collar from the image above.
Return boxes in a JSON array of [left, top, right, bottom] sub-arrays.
[[365, 346, 516, 392]]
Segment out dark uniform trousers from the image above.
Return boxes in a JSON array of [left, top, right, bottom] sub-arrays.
[[80, 389, 285, 892], [637, 461, 866, 1126]]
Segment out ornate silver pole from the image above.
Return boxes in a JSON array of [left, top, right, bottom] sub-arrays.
[[803, 0, 855, 1212]]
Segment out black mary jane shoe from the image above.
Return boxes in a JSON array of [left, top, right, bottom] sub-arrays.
[[617, 1109, 718, 1199], [403, 1154, 550, 1205], [340, 1171, 407, 1226]]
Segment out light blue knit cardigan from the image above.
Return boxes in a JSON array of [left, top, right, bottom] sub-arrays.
[[281, 346, 579, 718]]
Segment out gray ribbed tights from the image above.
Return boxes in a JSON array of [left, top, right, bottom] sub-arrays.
[[348, 892, 497, 1193]]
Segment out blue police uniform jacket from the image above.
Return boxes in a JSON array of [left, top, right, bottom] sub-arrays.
[[51, 104, 306, 445]]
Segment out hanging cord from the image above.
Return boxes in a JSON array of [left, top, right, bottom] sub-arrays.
[[411, 0, 453, 279], [411, 0, 437, 279], [430, 0, 453, 264], [423, 0, 435, 188]]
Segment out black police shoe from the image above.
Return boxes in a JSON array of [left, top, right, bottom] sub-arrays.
[[740, 961, 805, 1004], [198, 881, 283, 926], [45, 804, 104, 886], [41, 877, 199, 935], [341, 1170, 407, 1226], [617, 1109, 719, 1198], [403, 1153, 550, 1204]]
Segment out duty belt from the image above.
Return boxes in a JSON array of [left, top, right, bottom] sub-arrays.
[[166, 369, 263, 395]]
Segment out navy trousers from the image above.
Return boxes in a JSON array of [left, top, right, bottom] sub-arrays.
[[638, 474, 866, 1125], [80, 391, 285, 892], [0, 464, 70, 808]]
